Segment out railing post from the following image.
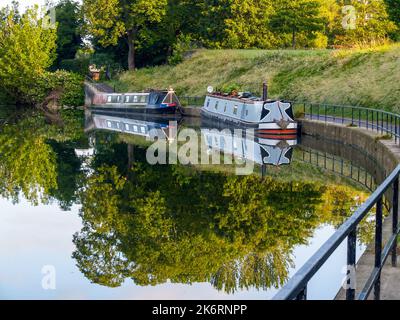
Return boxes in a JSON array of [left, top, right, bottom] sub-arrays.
[[342, 107, 345, 124], [386, 113, 389, 134], [351, 108, 354, 126], [358, 109, 361, 127], [346, 228, 357, 300], [374, 197, 383, 300], [296, 286, 307, 300], [392, 177, 399, 267], [390, 115, 393, 138], [372, 111, 374, 131], [333, 106, 336, 123]]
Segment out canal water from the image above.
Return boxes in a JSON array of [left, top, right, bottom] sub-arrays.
[[0, 108, 384, 300]]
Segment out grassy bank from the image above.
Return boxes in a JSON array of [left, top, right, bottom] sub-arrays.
[[113, 44, 400, 112]]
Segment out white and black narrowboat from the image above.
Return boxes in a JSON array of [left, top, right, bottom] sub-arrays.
[[201, 86, 298, 138], [202, 128, 296, 167]]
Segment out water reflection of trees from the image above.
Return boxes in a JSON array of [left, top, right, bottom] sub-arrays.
[[0, 110, 85, 206], [0, 111, 374, 293], [72, 145, 371, 293]]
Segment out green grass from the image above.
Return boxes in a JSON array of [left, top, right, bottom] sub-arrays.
[[111, 44, 400, 112]]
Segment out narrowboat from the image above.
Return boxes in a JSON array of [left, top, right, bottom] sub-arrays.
[[85, 109, 176, 141], [201, 86, 298, 137], [85, 82, 181, 115], [201, 128, 296, 166]]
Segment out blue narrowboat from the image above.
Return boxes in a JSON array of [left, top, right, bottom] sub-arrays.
[[85, 82, 181, 115]]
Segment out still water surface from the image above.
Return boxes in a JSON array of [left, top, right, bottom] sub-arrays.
[[0, 108, 381, 299]]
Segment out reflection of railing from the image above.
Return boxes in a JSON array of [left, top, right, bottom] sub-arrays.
[[297, 147, 378, 192], [294, 102, 400, 144]]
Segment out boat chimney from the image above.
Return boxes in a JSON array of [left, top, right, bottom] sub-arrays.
[[262, 81, 268, 101]]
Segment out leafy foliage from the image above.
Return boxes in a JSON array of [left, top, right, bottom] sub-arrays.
[[0, 6, 57, 104], [53, 0, 83, 68], [82, 0, 168, 69], [72, 147, 371, 292], [270, 0, 326, 49]]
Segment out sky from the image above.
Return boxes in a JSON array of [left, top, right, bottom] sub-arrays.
[[1, 0, 82, 11], [2, 0, 47, 10]]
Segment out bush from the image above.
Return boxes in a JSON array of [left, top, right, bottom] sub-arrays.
[[168, 35, 197, 66], [37, 70, 85, 107]]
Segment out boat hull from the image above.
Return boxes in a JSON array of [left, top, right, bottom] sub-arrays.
[[201, 108, 298, 136], [90, 105, 180, 116]]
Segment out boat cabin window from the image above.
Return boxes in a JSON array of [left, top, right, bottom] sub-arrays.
[[233, 105, 238, 115], [224, 103, 227, 112], [149, 92, 167, 105], [139, 95, 147, 103], [245, 110, 249, 116], [215, 101, 219, 110], [140, 127, 146, 134], [133, 125, 138, 132], [207, 99, 210, 108], [125, 95, 141, 103], [107, 95, 121, 104], [107, 121, 112, 128], [125, 124, 130, 131]]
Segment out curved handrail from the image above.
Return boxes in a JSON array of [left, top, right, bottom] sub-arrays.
[[273, 165, 400, 300]]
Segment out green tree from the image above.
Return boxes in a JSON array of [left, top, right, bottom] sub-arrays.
[[384, 0, 400, 38], [0, 114, 58, 204], [0, 6, 57, 104], [270, 0, 326, 49], [53, 0, 83, 67], [72, 154, 370, 292], [220, 0, 275, 49], [82, 0, 168, 70], [334, 0, 397, 46]]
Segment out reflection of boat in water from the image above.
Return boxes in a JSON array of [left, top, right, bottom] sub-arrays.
[[201, 127, 297, 166], [85, 82, 181, 115], [85, 110, 177, 140], [201, 87, 298, 138]]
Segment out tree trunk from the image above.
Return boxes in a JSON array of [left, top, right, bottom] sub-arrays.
[[127, 30, 136, 70], [292, 29, 296, 49]]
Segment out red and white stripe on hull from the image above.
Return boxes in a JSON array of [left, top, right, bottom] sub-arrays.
[[256, 129, 298, 135]]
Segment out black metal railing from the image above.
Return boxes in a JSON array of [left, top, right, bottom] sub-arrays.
[[294, 102, 400, 144], [273, 164, 400, 300], [179, 96, 205, 107]]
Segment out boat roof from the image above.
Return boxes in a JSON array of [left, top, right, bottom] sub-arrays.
[[105, 89, 172, 95], [207, 92, 263, 103]]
